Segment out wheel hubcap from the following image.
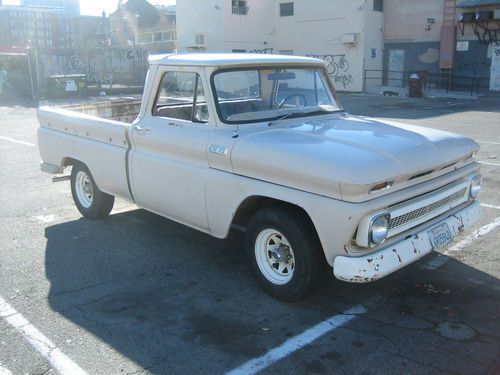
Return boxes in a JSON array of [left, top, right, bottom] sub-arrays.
[[255, 229, 295, 285], [75, 171, 93, 208]]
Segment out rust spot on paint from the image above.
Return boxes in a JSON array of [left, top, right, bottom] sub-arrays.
[[367, 258, 373, 263]]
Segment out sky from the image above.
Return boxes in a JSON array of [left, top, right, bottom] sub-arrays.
[[2, 0, 176, 16]]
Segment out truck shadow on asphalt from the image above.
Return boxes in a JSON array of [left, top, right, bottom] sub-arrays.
[[44, 209, 500, 374]]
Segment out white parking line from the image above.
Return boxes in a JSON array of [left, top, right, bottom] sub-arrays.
[[0, 362, 13, 375], [479, 161, 500, 167], [225, 304, 367, 375], [0, 296, 88, 375], [0, 136, 35, 147], [477, 140, 500, 145], [482, 203, 500, 210], [425, 216, 500, 270]]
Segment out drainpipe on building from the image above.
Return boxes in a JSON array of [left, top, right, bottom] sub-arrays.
[[33, 46, 41, 101], [26, 50, 35, 101], [439, 0, 457, 86]]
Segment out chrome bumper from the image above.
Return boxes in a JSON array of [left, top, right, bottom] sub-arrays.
[[333, 200, 481, 283]]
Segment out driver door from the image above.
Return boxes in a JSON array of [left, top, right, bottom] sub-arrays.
[[129, 68, 212, 231]]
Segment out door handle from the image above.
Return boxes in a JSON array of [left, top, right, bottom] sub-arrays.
[[134, 125, 151, 134]]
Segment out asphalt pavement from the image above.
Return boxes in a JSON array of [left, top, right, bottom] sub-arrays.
[[0, 93, 499, 374]]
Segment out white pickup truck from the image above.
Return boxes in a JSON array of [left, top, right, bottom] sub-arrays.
[[38, 53, 482, 301]]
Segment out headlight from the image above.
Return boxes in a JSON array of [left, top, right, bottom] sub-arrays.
[[369, 213, 390, 246], [469, 175, 481, 199]]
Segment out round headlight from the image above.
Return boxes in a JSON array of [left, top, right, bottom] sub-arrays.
[[470, 175, 481, 199], [369, 213, 390, 246]]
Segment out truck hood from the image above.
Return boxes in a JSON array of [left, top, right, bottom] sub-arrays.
[[230, 113, 479, 202]]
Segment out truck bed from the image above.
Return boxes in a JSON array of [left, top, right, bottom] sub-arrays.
[[37, 97, 139, 201], [38, 96, 142, 123]]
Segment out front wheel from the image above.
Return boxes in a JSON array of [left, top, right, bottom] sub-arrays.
[[245, 207, 325, 302], [70, 162, 114, 219]]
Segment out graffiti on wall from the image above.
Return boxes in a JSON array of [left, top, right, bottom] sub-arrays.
[[418, 48, 439, 64], [248, 48, 274, 54], [306, 54, 353, 89], [489, 46, 500, 91], [37, 48, 150, 89]]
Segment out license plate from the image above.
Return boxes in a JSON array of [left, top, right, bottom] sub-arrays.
[[428, 223, 453, 249]]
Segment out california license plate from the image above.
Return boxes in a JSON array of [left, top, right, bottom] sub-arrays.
[[428, 223, 453, 249]]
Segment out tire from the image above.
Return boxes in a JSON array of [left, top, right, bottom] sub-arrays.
[[245, 207, 325, 302], [70, 162, 114, 219]]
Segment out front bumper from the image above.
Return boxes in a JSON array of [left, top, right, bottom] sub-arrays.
[[333, 200, 481, 283]]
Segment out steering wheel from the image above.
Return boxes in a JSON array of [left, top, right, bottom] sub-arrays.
[[278, 93, 308, 109]]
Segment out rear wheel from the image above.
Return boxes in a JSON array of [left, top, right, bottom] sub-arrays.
[[71, 162, 114, 219], [245, 207, 325, 302]]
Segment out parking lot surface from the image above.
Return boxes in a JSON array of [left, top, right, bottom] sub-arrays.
[[0, 93, 499, 374]]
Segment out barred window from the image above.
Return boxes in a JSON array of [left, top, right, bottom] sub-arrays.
[[373, 0, 383, 12], [280, 2, 294, 17]]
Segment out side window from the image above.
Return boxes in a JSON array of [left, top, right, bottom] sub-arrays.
[[153, 71, 209, 123]]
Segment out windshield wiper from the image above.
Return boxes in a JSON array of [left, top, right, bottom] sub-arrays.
[[268, 112, 295, 126], [268, 107, 339, 127]]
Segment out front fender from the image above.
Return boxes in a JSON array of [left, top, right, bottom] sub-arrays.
[[205, 168, 365, 266]]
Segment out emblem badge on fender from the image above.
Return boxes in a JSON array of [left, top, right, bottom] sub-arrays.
[[208, 144, 229, 155]]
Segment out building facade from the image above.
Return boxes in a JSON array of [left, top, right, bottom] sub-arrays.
[[21, 0, 80, 16], [384, 0, 500, 88], [176, 0, 384, 91], [109, 0, 176, 54], [0, 5, 73, 48]]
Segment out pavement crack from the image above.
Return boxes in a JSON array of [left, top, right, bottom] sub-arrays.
[[341, 325, 460, 374], [49, 280, 112, 299], [126, 352, 169, 375], [73, 304, 112, 336]]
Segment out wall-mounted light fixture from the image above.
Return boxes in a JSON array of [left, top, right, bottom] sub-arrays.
[[425, 17, 435, 31]]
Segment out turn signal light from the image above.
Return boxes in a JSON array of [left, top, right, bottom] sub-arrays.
[[370, 180, 393, 193]]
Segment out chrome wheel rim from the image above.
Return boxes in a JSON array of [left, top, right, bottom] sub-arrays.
[[255, 228, 295, 285], [75, 171, 93, 208]]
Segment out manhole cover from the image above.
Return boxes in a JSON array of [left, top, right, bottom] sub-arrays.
[[436, 321, 476, 341]]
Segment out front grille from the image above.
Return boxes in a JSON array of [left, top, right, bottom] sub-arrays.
[[389, 188, 467, 230]]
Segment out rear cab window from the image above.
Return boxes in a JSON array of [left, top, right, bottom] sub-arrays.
[[153, 71, 209, 123]]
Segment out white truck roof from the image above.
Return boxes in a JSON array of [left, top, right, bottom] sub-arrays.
[[147, 53, 325, 67]]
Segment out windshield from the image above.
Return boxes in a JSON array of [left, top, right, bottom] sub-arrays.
[[212, 67, 342, 124]]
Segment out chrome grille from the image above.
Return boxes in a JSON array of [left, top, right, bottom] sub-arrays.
[[389, 188, 467, 230]]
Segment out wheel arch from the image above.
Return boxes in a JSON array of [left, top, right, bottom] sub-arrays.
[[61, 156, 79, 168], [231, 195, 325, 256]]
